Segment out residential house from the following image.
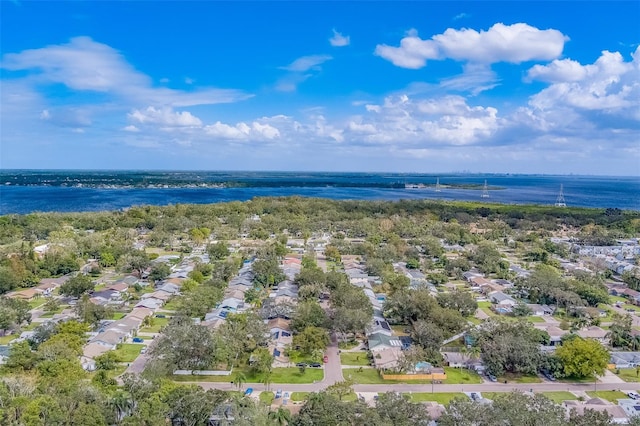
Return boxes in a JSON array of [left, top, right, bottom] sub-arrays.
[[618, 399, 640, 419], [535, 325, 567, 347], [489, 291, 517, 307], [366, 318, 393, 337], [128, 307, 153, 321], [83, 342, 112, 359], [7, 288, 43, 301], [367, 332, 403, 352], [526, 304, 555, 316], [135, 299, 162, 310], [576, 326, 609, 343], [219, 297, 244, 312], [142, 290, 172, 302], [564, 399, 629, 423], [610, 352, 640, 369], [157, 283, 180, 294], [107, 282, 129, 293], [372, 347, 402, 370], [442, 352, 474, 368], [91, 330, 126, 347]]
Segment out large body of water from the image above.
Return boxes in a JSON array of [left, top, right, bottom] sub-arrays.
[[0, 171, 638, 214]]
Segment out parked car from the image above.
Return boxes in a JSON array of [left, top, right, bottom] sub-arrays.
[[295, 362, 307, 367], [155, 314, 166, 318], [132, 337, 144, 343], [275, 389, 283, 399], [488, 374, 498, 382], [310, 362, 322, 368], [140, 347, 147, 354], [628, 391, 640, 400], [541, 370, 556, 381], [244, 388, 253, 396], [470, 392, 480, 401]]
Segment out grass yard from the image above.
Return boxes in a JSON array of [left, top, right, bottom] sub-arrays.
[[481, 392, 506, 401], [173, 375, 233, 383], [340, 352, 370, 366], [245, 368, 324, 384], [443, 367, 483, 384], [111, 312, 126, 320], [0, 334, 16, 344], [338, 340, 360, 350], [613, 368, 640, 382], [390, 325, 410, 336], [558, 376, 596, 384], [162, 299, 180, 311], [344, 369, 433, 384], [498, 373, 542, 384], [542, 391, 578, 403], [259, 392, 274, 405], [586, 391, 627, 403], [139, 316, 169, 333], [28, 299, 46, 309], [113, 343, 144, 362], [406, 392, 465, 404], [291, 392, 310, 402], [526, 316, 545, 323], [342, 392, 358, 402]]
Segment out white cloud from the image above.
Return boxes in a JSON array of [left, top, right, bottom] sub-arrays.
[[453, 13, 470, 21], [375, 23, 568, 68], [1, 37, 250, 107], [204, 120, 280, 141], [39, 109, 50, 120], [128, 106, 203, 127], [439, 64, 500, 95], [329, 29, 350, 47], [527, 47, 640, 116], [123, 125, 140, 132], [279, 54, 333, 72]]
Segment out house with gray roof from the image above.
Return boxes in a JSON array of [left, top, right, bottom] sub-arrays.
[[367, 332, 403, 352]]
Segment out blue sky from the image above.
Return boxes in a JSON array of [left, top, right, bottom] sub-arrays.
[[1, 1, 639, 175]]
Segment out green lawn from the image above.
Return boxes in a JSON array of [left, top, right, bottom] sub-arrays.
[[586, 391, 628, 403], [0, 334, 16, 344], [338, 340, 360, 350], [443, 367, 483, 384], [139, 316, 169, 333], [28, 299, 46, 309], [557, 376, 596, 383], [174, 368, 322, 384], [340, 352, 370, 366], [342, 392, 358, 402], [406, 392, 465, 404], [542, 391, 578, 403], [291, 392, 310, 402], [245, 367, 323, 384], [111, 312, 126, 320], [526, 316, 544, 323], [162, 299, 179, 311], [259, 392, 274, 405], [113, 343, 144, 362], [344, 369, 433, 385], [613, 368, 640, 382], [390, 325, 410, 336], [498, 373, 542, 384], [481, 392, 505, 401]]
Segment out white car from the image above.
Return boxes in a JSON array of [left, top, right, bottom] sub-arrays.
[[627, 391, 640, 400]]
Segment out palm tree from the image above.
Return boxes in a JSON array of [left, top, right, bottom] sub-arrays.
[[235, 371, 246, 391], [109, 390, 133, 424], [262, 369, 273, 392], [269, 407, 291, 426]]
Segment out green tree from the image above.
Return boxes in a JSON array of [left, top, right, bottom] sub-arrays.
[[292, 301, 328, 332], [326, 379, 353, 401], [293, 326, 329, 356], [59, 274, 94, 298], [436, 290, 478, 317], [148, 262, 171, 283], [375, 392, 431, 426], [207, 241, 230, 260], [555, 337, 609, 378]]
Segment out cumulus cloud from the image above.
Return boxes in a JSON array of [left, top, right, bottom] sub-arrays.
[[527, 47, 640, 116], [329, 29, 350, 47], [279, 54, 333, 72], [375, 23, 568, 68], [204, 120, 280, 141], [1, 37, 250, 107], [123, 125, 140, 132], [128, 106, 203, 127]]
